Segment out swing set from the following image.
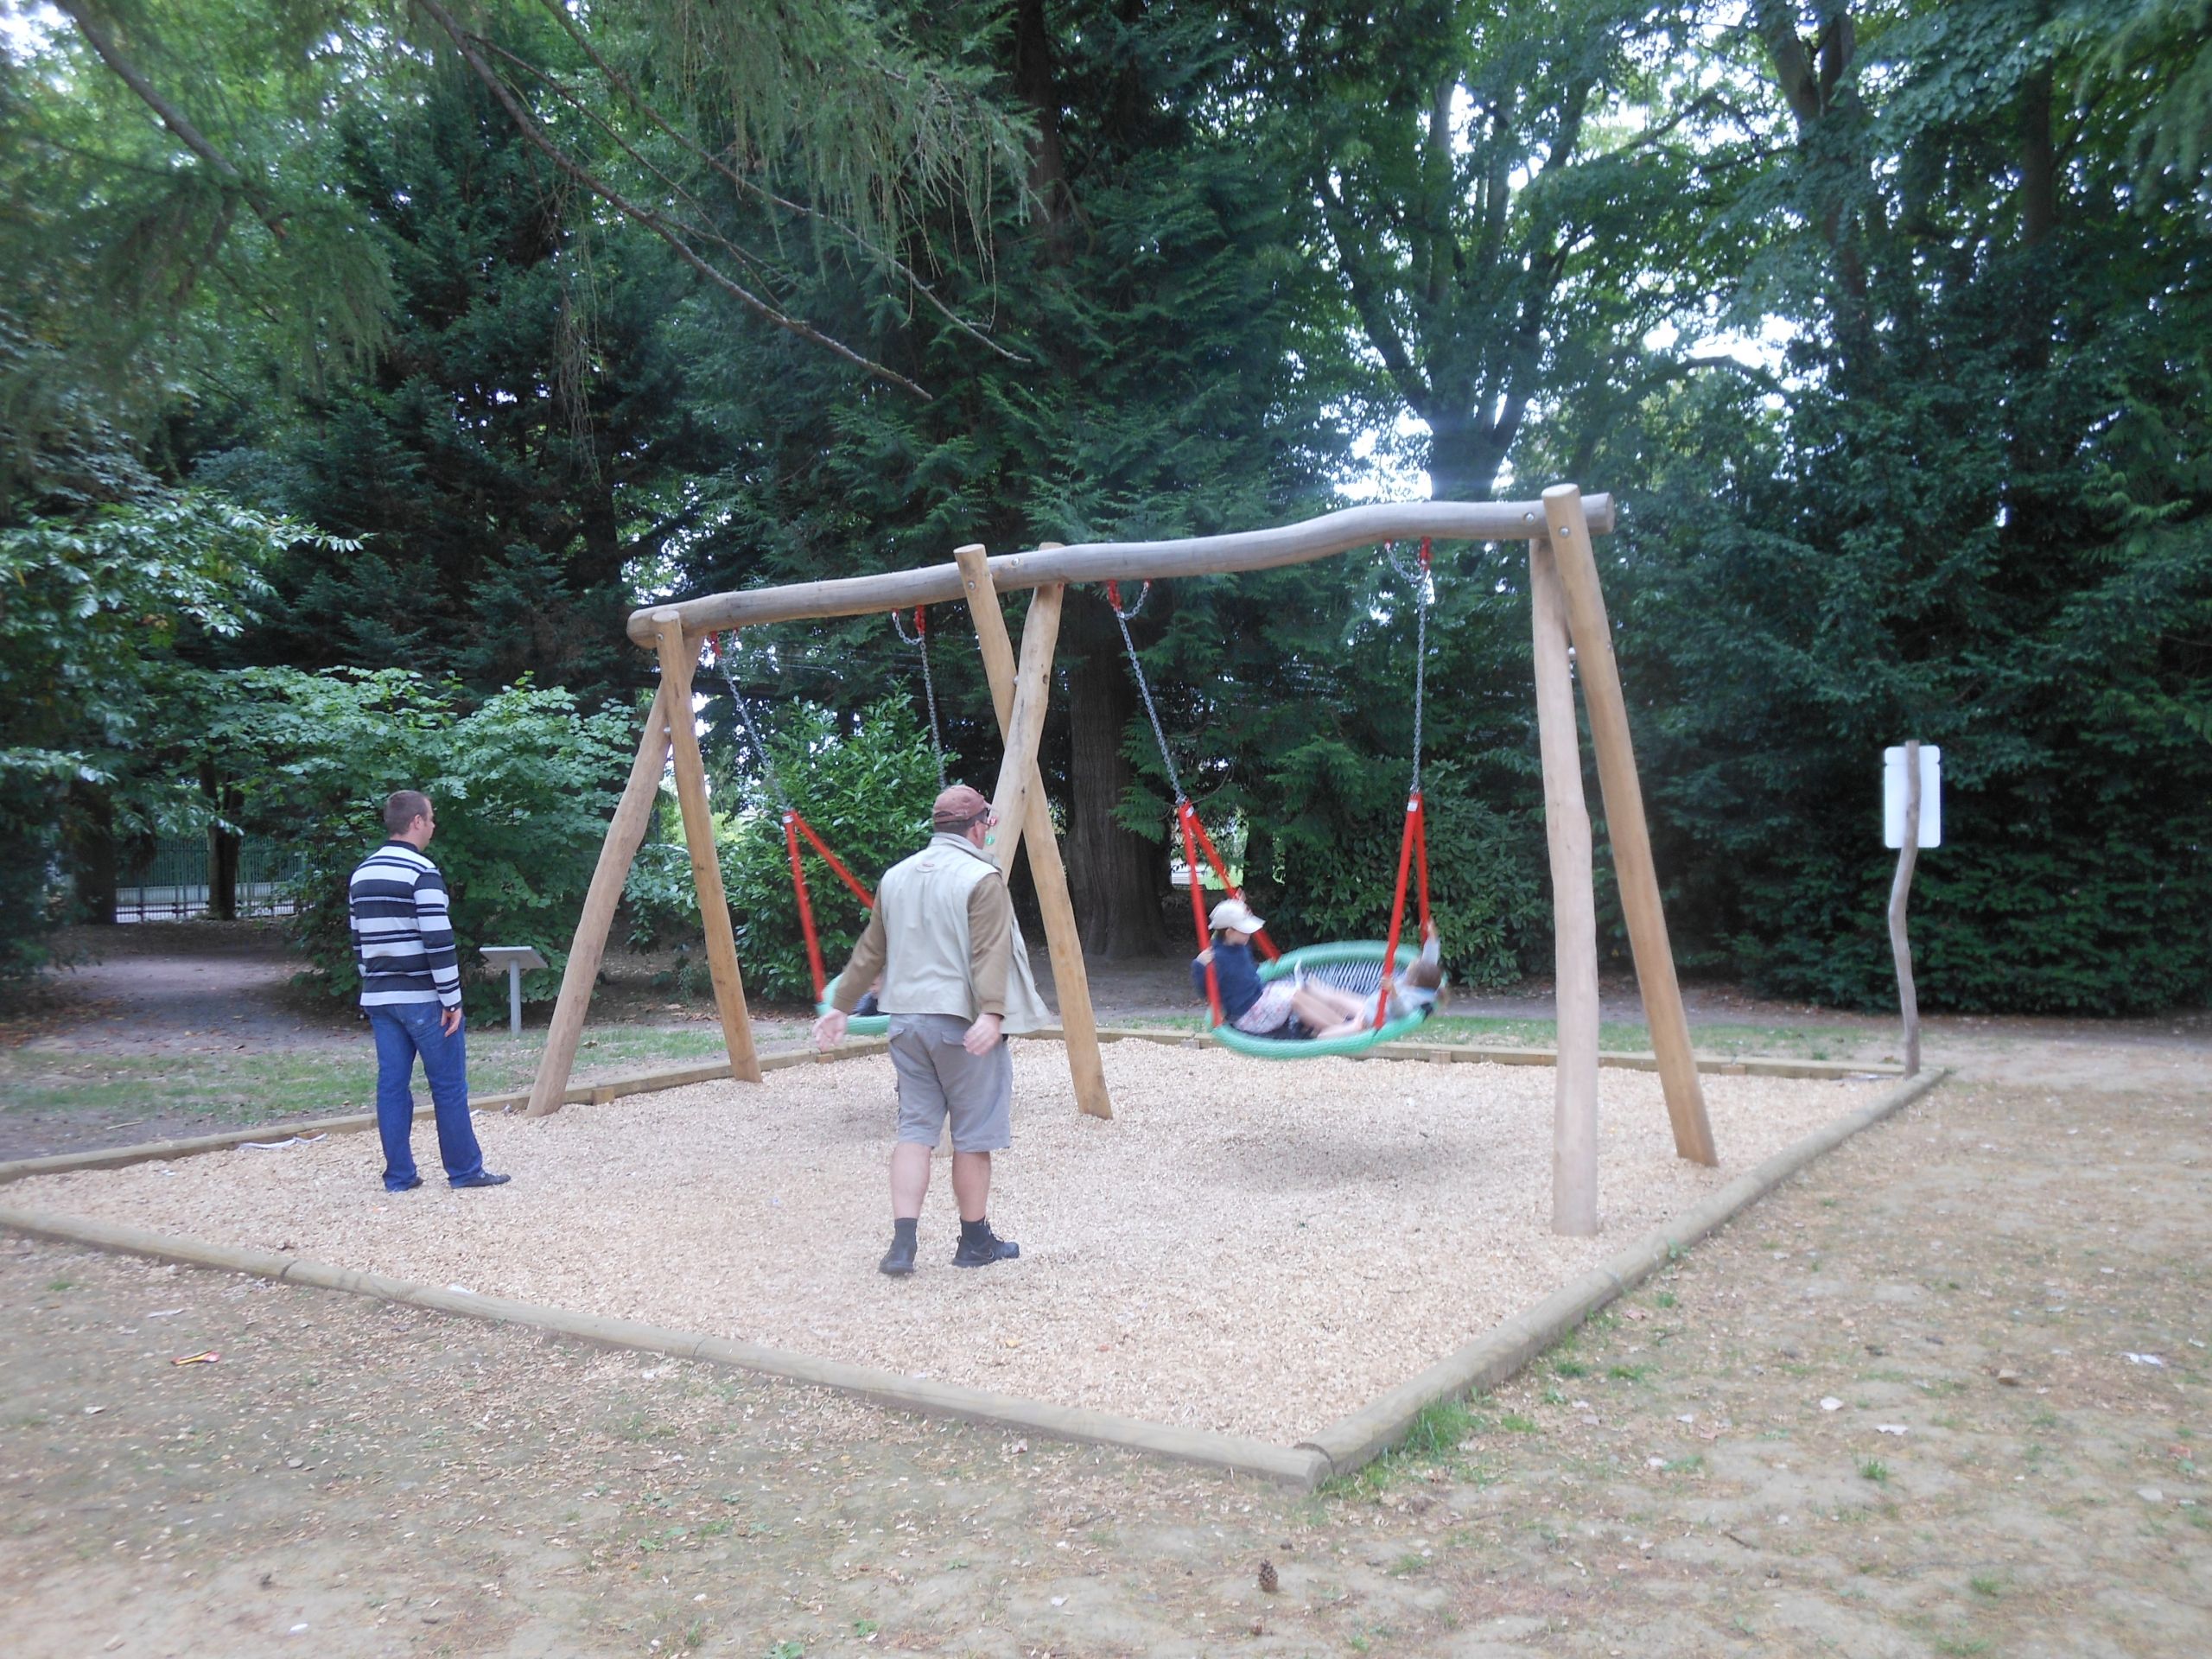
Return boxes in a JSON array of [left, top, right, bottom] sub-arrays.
[[523, 486, 1716, 1237]]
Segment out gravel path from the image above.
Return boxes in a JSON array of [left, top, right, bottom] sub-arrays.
[[10, 1041, 1879, 1441], [4, 1061, 2204, 1659]]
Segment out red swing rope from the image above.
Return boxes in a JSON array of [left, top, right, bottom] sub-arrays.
[[709, 633, 882, 1006], [1374, 537, 1434, 1027], [1180, 809, 1224, 1027]]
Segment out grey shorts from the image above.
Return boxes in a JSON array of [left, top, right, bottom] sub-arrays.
[[886, 1013, 1013, 1153]]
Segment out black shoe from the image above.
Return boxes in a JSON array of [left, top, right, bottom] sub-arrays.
[[450, 1171, 512, 1189], [385, 1175, 423, 1192], [951, 1228, 1020, 1268], [879, 1235, 918, 1276]]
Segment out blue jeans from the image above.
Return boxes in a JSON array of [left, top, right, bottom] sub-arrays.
[[367, 1003, 487, 1189]]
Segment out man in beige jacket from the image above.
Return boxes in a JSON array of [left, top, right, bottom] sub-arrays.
[[813, 784, 1050, 1275]]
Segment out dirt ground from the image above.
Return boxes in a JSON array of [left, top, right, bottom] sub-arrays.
[[3, 930, 2209, 1656]]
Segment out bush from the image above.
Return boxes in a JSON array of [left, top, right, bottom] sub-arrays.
[[204, 667, 639, 1017], [625, 696, 941, 1004]]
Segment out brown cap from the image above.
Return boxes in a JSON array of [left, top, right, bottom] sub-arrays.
[[931, 783, 993, 830]]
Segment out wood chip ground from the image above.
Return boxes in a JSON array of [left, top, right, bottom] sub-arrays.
[[12, 1043, 1882, 1440]]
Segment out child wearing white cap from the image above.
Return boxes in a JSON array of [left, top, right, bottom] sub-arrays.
[[1192, 898, 1298, 1034]]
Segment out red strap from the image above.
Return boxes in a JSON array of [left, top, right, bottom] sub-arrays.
[[784, 813, 829, 1003], [1180, 806, 1223, 1027], [1419, 535, 1433, 573], [914, 605, 927, 637], [787, 810, 875, 909], [1180, 800, 1279, 961], [1376, 791, 1422, 1026]]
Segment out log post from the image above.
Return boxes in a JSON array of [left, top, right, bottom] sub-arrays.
[[651, 612, 761, 1084], [983, 583, 1064, 870], [1540, 486, 1715, 1166], [956, 544, 1114, 1120], [526, 683, 677, 1115], [1530, 536, 1601, 1234]]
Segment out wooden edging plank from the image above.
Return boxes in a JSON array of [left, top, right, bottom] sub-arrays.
[[1295, 1067, 1950, 1478], [0, 1203, 1324, 1489], [1058, 1025, 1903, 1082], [0, 1046, 1937, 1492]]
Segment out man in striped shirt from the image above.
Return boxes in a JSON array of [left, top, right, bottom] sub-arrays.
[[350, 791, 510, 1192]]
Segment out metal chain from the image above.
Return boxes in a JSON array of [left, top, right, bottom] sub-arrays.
[[1104, 584, 1185, 804], [709, 632, 795, 816], [891, 607, 948, 789]]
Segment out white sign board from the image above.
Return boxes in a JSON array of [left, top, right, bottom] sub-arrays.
[[1883, 746, 1942, 849]]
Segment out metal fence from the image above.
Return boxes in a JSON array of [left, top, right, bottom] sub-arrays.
[[113, 836, 307, 923]]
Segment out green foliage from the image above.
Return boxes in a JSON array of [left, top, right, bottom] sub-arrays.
[[0, 491, 333, 983], [192, 667, 638, 1015], [1536, 0, 2212, 1015], [625, 696, 939, 1003], [196, 49, 723, 707]]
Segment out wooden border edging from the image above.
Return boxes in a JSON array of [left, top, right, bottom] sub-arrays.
[[1065, 1026, 1902, 1082], [0, 1049, 1938, 1492], [1294, 1067, 1950, 1478], [0, 1203, 1325, 1488]]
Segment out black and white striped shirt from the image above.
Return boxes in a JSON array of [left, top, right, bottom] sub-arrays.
[[349, 841, 462, 1009]]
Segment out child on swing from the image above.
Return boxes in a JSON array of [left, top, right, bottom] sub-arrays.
[[1193, 901, 1442, 1039], [1293, 919, 1444, 1039]]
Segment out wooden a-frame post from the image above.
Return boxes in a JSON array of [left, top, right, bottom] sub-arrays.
[[527, 682, 677, 1115], [1540, 486, 1714, 1167], [1529, 535, 1602, 1231], [957, 544, 1114, 1119], [650, 611, 762, 1084]]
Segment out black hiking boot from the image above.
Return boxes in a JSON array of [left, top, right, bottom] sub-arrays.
[[951, 1225, 1020, 1268], [879, 1234, 918, 1276]]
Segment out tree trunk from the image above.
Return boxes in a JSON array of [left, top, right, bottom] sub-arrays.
[[65, 782, 118, 925], [201, 762, 239, 921], [1427, 408, 1510, 502], [2020, 67, 2057, 248], [1012, 0, 1073, 264], [1063, 639, 1169, 957]]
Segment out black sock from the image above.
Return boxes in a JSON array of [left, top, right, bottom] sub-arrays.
[[893, 1217, 918, 1246], [960, 1217, 991, 1244]]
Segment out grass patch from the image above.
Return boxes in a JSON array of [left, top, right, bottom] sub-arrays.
[[1859, 1459, 1891, 1484], [1609, 1363, 1656, 1382], [1967, 1573, 2005, 1599], [1323, 1396, 1481, 1497], [1553, 1358, 1590, 1379], [0, 1024, 767, 1127]]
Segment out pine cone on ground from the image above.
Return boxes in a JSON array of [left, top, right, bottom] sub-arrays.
[[1256, 1559, 1279, 1593]]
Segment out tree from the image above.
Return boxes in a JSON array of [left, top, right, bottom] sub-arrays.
[[0, 492, 337, 980], [181, 666, 640, 1014], [1545, 0, 2212, 1012], [1259, 1, 1741, 499], [656, 0, 1354, 959], [197, 52, 730, 708]]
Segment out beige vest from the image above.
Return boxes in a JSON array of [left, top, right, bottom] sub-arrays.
[[875, 834, 1049, 1033]]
